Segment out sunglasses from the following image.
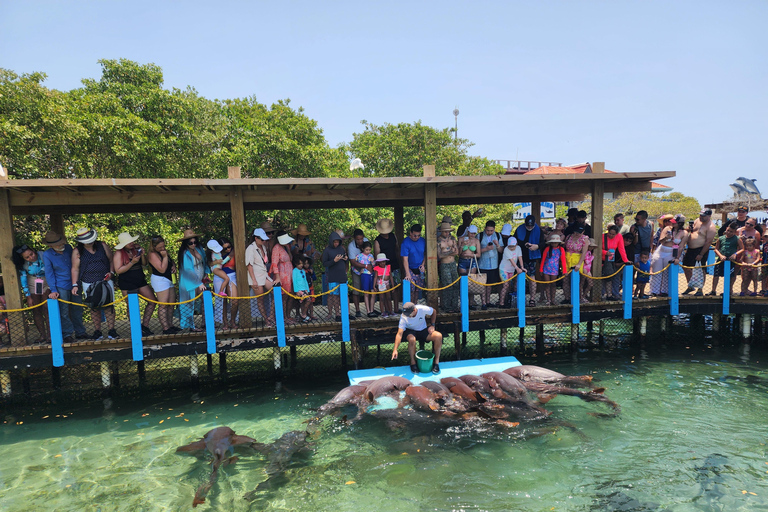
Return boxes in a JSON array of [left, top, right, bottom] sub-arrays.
[[188, 239, 197, 245], [15, 244, 29, 254], [222, 245, 232, 250], [745, 223, 755, 227], [151, 235, 163, 242]]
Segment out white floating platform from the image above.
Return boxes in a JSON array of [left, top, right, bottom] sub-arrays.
[[348, 356, 522, 386]]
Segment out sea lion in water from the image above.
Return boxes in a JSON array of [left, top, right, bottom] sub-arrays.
[[404, 385, 440, 412], [176, 426, 257, 507], [459, 374, 503, 398], [313, 384, 368, 422], [364, 376, 412, 401], [504, 365, 594, 388], [441, 377, 488, 403], [244, 430, 313, 500], [421, 380, 451, 398], [481, 371, 530, 401], [514, 380, 620, 416]]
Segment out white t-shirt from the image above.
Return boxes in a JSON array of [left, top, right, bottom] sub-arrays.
[[398, 305, 434, 331], [499, 245, 523, 275]]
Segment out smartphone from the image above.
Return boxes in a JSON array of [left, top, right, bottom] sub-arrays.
[[688, 221, 694, 229], [487, 243, 493, 247], [137, 248, 143, 255], [34, 278, 44, 295]]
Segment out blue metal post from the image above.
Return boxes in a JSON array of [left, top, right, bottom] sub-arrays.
[[669, 263, 679, 315], [202, 290, 216, 354], [274, 285, 286, 347], [517, 273, 526, 328], [707, 250, 716, 275], [47, 299, 64, 367], [460, 275, 469, 332], [723, 260, 730, 315], [127, 293, 144, 362], [402, 277, 411, 304], [623, 265, 633, 319], [571, 270, 580, 324], [340, 283, 350, 342]]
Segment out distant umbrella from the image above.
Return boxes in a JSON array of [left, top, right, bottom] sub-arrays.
[[349, 158, 365, 172]]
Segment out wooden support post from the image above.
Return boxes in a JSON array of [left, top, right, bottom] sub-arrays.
[[101, 361, 111, 388], [0, 189, 23, 314], [570, 323, 579, 351], [660, 315, 668, 334], [598, 319, 605, 345], [423, 165, 438, 308], [137, 361, 146, 386], [189, 354, 199, 380], [52, 367, 61, 390], [219, 352, 227, 376], [591, 162, 605, 302], [228, 166, 252, 328], [479, 329, 486, 358], [535, 324, 544, 355], [49, 214, 65, 239], [394, 206, 405, 246], [741, 314, 752, 340], [207, 354, 213, 375], [712, 313, 721, 332], [453, 322, 462, 360], [290, 345, 297, 369], [519, 327, 525, 353], [341, 340, 348, 368], [639, 317, 647, 337], [531, 202, 541, 224], [110, 360, 120, 389], [273, 347, 282, 370], [499, 328, 508, 357]]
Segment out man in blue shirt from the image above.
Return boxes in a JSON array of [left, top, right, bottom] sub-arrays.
[[42, 231, 88, 342], [401, 224, 426, 296], [514, 215, 542, 306]]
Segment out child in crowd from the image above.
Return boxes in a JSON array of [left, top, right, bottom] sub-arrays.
[[206, 240, 230, 297], [634, 250, 651, 298], [539, 235, 567, 306], [355, 242, 377, 317], [498, 237, 525, 308], [373, 253, 393, 317], [581, 238, 597, 303], [711, 224, 743, 296], [736, 238, 762, 296], [623, 232, 635, 263], [762, 233, 768, 296], [303, 257, 317, 320], [291, 255, 311, 322]]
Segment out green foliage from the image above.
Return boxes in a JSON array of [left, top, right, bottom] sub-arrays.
[[603, 191, 701, 228], [340, 120, 503, 177]]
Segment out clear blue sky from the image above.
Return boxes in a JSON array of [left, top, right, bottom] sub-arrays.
[[2, 1, 766, 205]]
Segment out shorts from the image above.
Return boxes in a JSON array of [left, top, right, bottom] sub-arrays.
[[351, 272, 362, 296], [150, 274, 174, 293], [565, 252, 581, 271], [683, 246, 708, 267], [499, 267, 519, 282], [458, 258, 478, 271], [741, 267, 759, 282], [360, 273, 373, 291], [713, 259, 736, 278], [328, 281, 343, 296], [480, 268, 500, 285], [404, 328, 430, 343], [635, 276, 649, 284], [391, 269, 401, 285], [525, 259, 540, 276]]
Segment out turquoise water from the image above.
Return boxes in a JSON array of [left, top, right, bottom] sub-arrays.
[[1, 344, 767, 511]]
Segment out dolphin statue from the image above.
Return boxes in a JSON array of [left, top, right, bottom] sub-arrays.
[[735, 176, 760, 195], [176, 426, 257, 507]]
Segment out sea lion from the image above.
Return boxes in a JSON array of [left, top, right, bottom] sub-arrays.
[[515, 380, 620, 416], [504, 365, 594, 388], [313, 384, 367, 421], [404, 385, 440, 412], [364, 376, 412, 401], [176, 426, 257, 507], [440, 377, 488, 403], [459, 374, 503, 398], [481, 371, 530, 401]]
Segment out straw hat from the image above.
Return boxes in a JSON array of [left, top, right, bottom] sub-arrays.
[[291, 224, 311, 237], [177, 229, 201, 242], [114, 232, 139, 250], [277, 233, 294, 245], [659, 214, 674, 223], [375, 253, 389, 262], [547, 235, 563, 244], [376, 218, 394, 234], [441, 215, 452, 224], [43, 231, 64, 246], [588, 238, 598, 247], [260, 221, 275, 233], [75, 227, 98, 245], [439, 222, 453, 232]]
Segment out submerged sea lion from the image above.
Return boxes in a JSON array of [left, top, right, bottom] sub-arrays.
[[481, 371, 530, 401], [364, 376, 412, 401], [459, 374, 502, 398], [176, 426, 257, 507], [244, 430, 313, 500], [515, 380, 620, 416], [313, 384, 367, 421], [504, 365, 594, 388]]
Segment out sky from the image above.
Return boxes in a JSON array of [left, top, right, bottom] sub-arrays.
[[2, 1, 766, 205]]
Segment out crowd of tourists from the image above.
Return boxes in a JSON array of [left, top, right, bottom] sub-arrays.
[[5, 205, 767, 344]]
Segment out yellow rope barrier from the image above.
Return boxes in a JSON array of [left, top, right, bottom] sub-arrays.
[[277, 284, 344, 301], [137, 292, 203, 306], [525, 272, 569, 284], [582, 265, 624, 280], [347, 282, 403, 295], [409, 277, 461, 292], [635, 263, 671, 276], [466, 274, 518, 287], [0, 300, 49, 313], [680, 262, 720, 269], [210, 288, 274, 300], [58, 294, 128, 308]]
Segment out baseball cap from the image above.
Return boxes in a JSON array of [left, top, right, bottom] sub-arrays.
[[525, 215, 535, 226], [253, 228, 269, 240], [468, 225, 479, 233], [401, 302, 416, 316], [700, 209, 712, 216]]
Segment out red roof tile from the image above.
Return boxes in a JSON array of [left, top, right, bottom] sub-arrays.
[[525, 163, 671, 191]]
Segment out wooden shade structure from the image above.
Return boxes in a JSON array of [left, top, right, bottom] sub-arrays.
[[0, 166, 675, 317]]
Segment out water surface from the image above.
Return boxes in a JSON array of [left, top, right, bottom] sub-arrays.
[[1, 344, 767, 511]]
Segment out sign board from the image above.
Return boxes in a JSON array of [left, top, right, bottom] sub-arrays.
[[513, 202, 555, 220]]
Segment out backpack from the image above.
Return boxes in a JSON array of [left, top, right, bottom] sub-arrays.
[[83, 280, 114, 309]]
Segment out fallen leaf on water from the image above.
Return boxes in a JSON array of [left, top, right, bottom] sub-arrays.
[[54, 454, 62, 458], [184, 419, 189, 422], [345, 481, 355, 485], [166, 417, 170, 420], [401, 452, 408, 455], [159, 420, 164, 424], [142, 413, 149, 417], [749, 492, 757, 496], [66, 485, 71, 488], [742, 490, 748, 494], [42, 416, 49, 419]]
